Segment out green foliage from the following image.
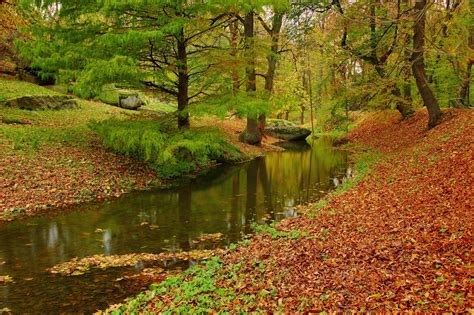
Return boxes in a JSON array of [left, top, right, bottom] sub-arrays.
[[251, 222, 305, 239], [113, 257, 262, 313], [95, 84, 177, 113], [0, 78, 59, 102], [333, 151, 380, 195], [89, 118, 245, 178], [0, 79, 131, 153], [192, 91, 271, 119]]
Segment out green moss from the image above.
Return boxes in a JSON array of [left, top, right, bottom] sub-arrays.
[[89, 118, 245, 178], [0, 99, 130, 153], [96, 84, 177, 113], [0, 78, 59, 102]]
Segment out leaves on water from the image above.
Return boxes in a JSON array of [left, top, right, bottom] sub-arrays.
[[192, 233, 224, 244], [48, 249, 226, 276], [0, 275, 13, 284]]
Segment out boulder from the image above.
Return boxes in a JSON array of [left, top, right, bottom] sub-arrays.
[[118, 93, 142, 110], [3, 95, 79, 110], [265, 120, 311, 141]]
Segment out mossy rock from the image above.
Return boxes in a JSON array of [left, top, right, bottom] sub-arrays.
[[118, 93, 142, 110], [266, 119, 296, 128], [2, 95, 79, 110], [265, 125, 311, 141]]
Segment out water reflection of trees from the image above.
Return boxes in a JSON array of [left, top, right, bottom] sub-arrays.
[[0, 138, 349, 296]]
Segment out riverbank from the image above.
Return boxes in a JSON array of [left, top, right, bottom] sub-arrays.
[[110, 108, 473, 313], [0, 79, 280, 221]]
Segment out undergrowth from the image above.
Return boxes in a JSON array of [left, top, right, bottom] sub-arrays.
[[109, 257, 260, 314], [89, 118, 245, 178]]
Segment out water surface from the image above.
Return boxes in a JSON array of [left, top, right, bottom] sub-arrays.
[[0, 137, 349, 313]]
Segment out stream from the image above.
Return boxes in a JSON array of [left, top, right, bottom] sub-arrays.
[[0, 137, 350, 314]]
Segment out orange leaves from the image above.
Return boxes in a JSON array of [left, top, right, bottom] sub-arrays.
[[0, 143, 157, 220], [212, 109, 474, 312]]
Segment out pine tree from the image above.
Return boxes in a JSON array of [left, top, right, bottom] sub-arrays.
[[20, 0, 230, 128]]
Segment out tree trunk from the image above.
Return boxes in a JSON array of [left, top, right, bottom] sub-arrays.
[[458, 60, 472, 105], [230, 21, 240, 94], [258, 11, 284, 139], [285, 111, 289, 120], [177, 28, 190, 129], [458, 30, 473, 105], [240, 11, 262, 145], [300, 107, 305, 124], [400, 33, 414, 117], [412, 0, 442, 128]]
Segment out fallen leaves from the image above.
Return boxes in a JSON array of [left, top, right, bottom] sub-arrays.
[[193, 233, 224, 244], [48, 249, 226, 276], [0, 143, 158, 221], [0, 275, 13, 284], [125, 108, 473, 313]]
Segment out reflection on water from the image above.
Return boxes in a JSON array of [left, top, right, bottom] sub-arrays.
[[0, 137, 348, 313]]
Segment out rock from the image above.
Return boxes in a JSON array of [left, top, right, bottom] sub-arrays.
[[265, 120, 311, 141], [267, 119, 296, 127], [3, 95, 79, 110], [118, 93, 142, 110]]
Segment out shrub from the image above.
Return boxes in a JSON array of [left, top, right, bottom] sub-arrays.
[[89, 118, 245, 178]]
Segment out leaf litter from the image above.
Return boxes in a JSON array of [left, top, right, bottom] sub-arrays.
[[113, 109, 473, 313]]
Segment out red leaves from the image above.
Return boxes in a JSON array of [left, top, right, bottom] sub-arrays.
[[215, 109, 473, 312], [0, 142, 157, 220]]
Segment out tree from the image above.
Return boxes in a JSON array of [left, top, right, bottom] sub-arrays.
[[21, 0, 230, 129], [411, 0, 442, 128], [335, 0, 414, 118], [239, 10, 262, 144], [258, 7, 285, 130]]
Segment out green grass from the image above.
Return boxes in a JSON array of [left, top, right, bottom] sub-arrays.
[[0, 80, 133, 153], [333, 150, 380, 194], [107, 250, 282, 314], [251, 222, 307, 240], [141, 101, 177, 113], [89, 118, 245, 178], [0, 78, 60, 102], [96, 83, 177, 113]]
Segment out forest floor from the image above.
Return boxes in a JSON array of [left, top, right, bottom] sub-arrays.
[[0, 79, 279, 221], [110, 108, 473, 313]]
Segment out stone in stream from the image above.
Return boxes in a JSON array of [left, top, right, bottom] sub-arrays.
[[118, 93, 142, 110], [265, 119, 311, 141], [3, 95, 79, 110]]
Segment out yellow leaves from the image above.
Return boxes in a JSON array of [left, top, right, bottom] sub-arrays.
[[48, 249, 226, 276], [192, 233, 224, 244], [0, 275, 13, 284]]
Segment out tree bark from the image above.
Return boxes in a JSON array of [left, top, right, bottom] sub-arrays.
[[458, 60, 472, 105], [458, 28, 473, 105], [177, 28, 190, 129], [258, 11, 284, 139], [229, 21, 240, 94], [412, 0, 442, 128], [240, 11, 262, 145]]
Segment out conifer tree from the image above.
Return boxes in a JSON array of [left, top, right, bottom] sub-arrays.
[[20, 0, 230, 128]]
